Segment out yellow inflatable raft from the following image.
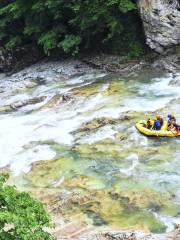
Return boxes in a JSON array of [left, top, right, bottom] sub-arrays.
[[136, 121, 180, 137]]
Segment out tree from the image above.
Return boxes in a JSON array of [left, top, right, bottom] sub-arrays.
[[0, 175, 56, 240], [0, 0, 141, 56]]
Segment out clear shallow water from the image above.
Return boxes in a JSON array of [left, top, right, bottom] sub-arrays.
[[0, 68, 179, 233]]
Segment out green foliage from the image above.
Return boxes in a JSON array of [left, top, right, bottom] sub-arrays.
[[58, 35, 81, 55], [128, 41, 144, 58], [0, 0, 143, 56], [0, 174, 55, 240], [118, 0, 136, 13], [38, 30, 59, 55], [5, 36, 22, 50]]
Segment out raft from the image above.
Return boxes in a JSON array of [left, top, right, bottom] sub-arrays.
[[136, 121, 180, 137]]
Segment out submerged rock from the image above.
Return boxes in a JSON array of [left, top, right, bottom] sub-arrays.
[[168, 79, 180, 87], [71, 82, 102, 97], [75, 114, 136, 133], [62, 94, 73, 102], [0, 96, 46, 113], [25, 154, 173, 233], [10, 96, 46, 109], [77, 117, 119, 132], [0, 105, 12, 113]]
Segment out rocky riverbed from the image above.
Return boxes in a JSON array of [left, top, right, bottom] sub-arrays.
[[0, 56, 180, 240]]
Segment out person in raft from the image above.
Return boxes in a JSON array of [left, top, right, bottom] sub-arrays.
[[167, 114, 180, 132], [153, 115, 164, 130], [146, 118, 153, 129]]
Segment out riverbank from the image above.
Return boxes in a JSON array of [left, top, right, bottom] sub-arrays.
[[1, 49, 179, 78], [82, 52, 180, 75]]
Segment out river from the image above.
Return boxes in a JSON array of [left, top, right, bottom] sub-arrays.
[[0, 60, 179, 235]]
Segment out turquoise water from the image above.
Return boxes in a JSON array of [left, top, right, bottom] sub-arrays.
[[0, 69, 179, 232]]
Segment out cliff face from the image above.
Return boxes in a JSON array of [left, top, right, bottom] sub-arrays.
[[138, 0, 180, 53], [0, 45, 42, 73]]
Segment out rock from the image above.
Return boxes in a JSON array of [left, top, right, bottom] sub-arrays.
[[75, 115, 134, 133], [97, 232, 137, 240], [151, 53, 180, 72], [24, 81, 38, 88], [78, 117, 118, 132], [0, 106, 12, 113], [114, 133, 127, 141], [32, 76, 46, 85], [138, 0, 180, 53], [168, 79, 180, 86], [39, 95, 61, 109], [52, 220, 90, 239], [83, 230, 176, 240], [0, 166, 10, 176], [39, 93, 74, 110], [175, 224, 180, 231], [62, 94, 73, 102], [10, 96, 46, 109], [71, 82, 102, 97], [0, 96, 46, 113], [82, 54, 147, 76], [0, 44, 43, 73]]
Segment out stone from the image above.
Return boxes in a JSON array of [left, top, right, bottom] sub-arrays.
[[0, 106, 12, 113], [0, 44, 43, 73], [82, 230, 176, 240], [168, 79, 180, 86], [10, 96, 46, 109], [62, 94, 73, 102], [74, 114, 135, 133], [138, 0, 180, 53]]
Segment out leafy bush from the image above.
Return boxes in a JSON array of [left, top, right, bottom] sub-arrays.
[[0, 0, 144, 56], [0, 175, 55, 240]]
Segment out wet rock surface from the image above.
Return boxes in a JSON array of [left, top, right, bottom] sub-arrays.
[[74, 115, 134, 133], [82, 53, 180, 75], [79, 230, 178, 240], [10, 96, 46, 109], [82, 55, 145, 76], [168, 78, 180, 87], [0, 59, 100, 100]]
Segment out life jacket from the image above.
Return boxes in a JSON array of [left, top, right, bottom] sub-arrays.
[[154, 120, 161, 128]]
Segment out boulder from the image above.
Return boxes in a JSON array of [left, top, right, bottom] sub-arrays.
[[10, 96, 46, 110], [138, 0, 180, 53], [0, 96, 46, 113]]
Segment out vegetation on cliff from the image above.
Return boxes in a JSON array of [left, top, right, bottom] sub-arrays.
[[0, 175, 55, 240], [0, 0, 145, 57]]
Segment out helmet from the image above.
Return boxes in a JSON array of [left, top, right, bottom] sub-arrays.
[[156, 115, 161, 120], [168, 114, 171, 118]]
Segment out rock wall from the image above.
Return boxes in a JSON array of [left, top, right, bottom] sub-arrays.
[[138, 0, 180, 53], [0, 44, 43, 73]]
